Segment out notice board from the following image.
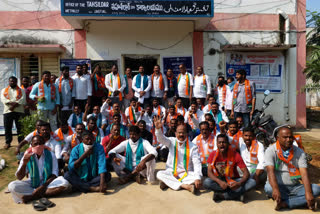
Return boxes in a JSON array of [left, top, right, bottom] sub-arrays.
[[60, 59, 91, 76], [226, 52, 284, 93], [162, 56, 193, 77]]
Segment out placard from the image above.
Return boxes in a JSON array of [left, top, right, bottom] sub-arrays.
[[61, 0, 214, 17], [60, 59, 91, 76], [162, 56, 193, 77], [226, 52, 284, 93]]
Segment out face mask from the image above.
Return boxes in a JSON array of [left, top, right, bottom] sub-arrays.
[[83, 143, 93, 152], [32, 145, 45, 156], [218, 81, 224, 86]]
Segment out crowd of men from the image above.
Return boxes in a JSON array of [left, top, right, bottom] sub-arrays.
[[1, 63, 319, 211]]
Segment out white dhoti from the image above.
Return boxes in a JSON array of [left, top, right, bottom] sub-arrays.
[[156, 169, 198, 190], [8, 176, 70, 204], [112, 154, 156, 182]]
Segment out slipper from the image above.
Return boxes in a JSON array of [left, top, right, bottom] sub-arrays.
[[32, 201, 47, 211], [39, 198, 55, 208]]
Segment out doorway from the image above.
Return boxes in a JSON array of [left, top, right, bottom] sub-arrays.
[[122, 54, 160, 76]]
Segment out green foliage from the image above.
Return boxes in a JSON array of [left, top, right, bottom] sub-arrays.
[[18, 113, 40, 138]]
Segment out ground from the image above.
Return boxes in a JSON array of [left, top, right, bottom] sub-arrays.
[[0, 130, 319, 214]]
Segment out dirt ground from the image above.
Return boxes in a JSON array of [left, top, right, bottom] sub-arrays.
[[0, 130, 320, 214]]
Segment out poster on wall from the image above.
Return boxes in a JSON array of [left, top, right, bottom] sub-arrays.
[[91, 60, 119, 76], [60, 59, 91, 76], [226, 52, 284, 93], [0, 58, 18, 134], [162, 56, 193, 77]]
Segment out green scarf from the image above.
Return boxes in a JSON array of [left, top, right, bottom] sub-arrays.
[[125, 138, 144, 172], [77, 143, 98, 181], [27, 149, 52, 188]]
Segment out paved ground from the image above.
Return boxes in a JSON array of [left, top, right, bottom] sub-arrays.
[[0, 130, 319, 214]]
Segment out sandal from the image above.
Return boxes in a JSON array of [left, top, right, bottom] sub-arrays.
[[32, 201, 47, 211], [39, 198, 55, 208]]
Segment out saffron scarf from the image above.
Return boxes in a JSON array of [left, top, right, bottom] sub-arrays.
[[3, 86, 22, 100], [293, 135, 304, 151], [217, 84, 227, 106], [129, 106, 141, 125], [39, 80, 56, 101], [176, 106, 186, 117], [78, 143, 97, 181], [109, 73, 123, 101], [71, 133, 79, 149], [187, 112, 198, 130], [196, 133, 215, 165], [151, 126, 163, 146], [167, 76, 174, 88], [233, 79, 252, 105], [27, 149, 52, 188], [151, 73, 164, 91], [91, 127, 101, 144], [125, 138, 144, 172], [227, 130, 242, 150], [166, 113, 179, 127], [177, 73, 190, 96], [275, 141, 301, 180], [249, 139, 259, 173], [135, 74, 148, 90], [211, 146, 236, 185], [173, 139, 190, 181], [58, 76, 73, 93], [93, 73, 106, 92], [57, 126, 73, 147]]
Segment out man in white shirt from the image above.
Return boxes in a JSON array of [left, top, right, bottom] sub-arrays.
[[154, 115, 202, 193], [54, 123, 74, 150], [137, 105, 154, 131], [132, 65, 152, 108], [202, 95, 216, 114], [193, 66, 211, 107], [72, 64, 92, 112], [101, 97, 113, 117], [152, 98, 166, 120], [204, 102, 229, 132], [150, 65, 168, 105], [109, 125, 157, 184], [83, 105, 108, 132], [215, 76, 232, 112], [86, 116, 104, 144], [184, 100, 203, 132], [125, 98, 143, 126], [8, 135, 70, 204], [192, 121, 217, 176], [1, 76, 26, 149], [239, 127, 266, 185], [61, 123, 84, 163], [177, 64, 193, 108], [105, 64, 126, 109], [175, 97, 187, 117]]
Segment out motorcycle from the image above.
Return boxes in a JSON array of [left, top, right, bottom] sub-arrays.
[[251, 90, 278, 148]]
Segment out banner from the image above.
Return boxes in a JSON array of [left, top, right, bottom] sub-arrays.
[[226, 52, 284, 93], [60, 59, 91, 76], [162, 56, 193, 77]]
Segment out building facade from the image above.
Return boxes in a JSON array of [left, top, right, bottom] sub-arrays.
[[0, 0, 306, 128]]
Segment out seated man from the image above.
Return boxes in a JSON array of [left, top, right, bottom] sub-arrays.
[[137, 105, 154, 131], [125, 98, 143, 126], [54, 122, 74, 149], [203, 134, 256, 202], [164, 105, 180, 129], [176, 115, 194, 141], [137, 120, 153, 144], [105, 113, 129, 138], [152, 98, 166, 120], [86, 116, 104, 144], [235, 115, 244, 131], [165, 118, 177, 138], [175, 97, 187, 117], [192, 121, 216, 176], [106, 102, 127, 126], [226, 120, 242, 150], [108, 125, 157, 184], [67, 106, 83, 128], [202, 95, 216, 114], [101, 124, 126, 171], [64, 131, 111, 193], [61, 123, 85, 163], [83, 105, 108, 132], [8, 135, 70, 204], [155, 115, 202, 194], [264, 127, 320, 210], [184, 100, 203, 134], [239, 127, 266, 185], [101, 97, 113, 116], [203, 102, 229, 132]]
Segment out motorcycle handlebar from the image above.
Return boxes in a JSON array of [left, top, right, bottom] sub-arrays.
[[267, 98, 274, 105]]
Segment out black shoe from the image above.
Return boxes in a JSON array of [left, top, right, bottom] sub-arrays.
[[213, 192, 224, 202]]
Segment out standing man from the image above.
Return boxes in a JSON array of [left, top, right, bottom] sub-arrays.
[[177, 64, 193, 108], [193, 66, 211, 107], [56, 66, 75, 122], [132, 65, 152, 107], [165, 68, 178, 108], [25, 76, 37, 115], [123, 67, 134, 109], [72, 64, 92, 113], [264, 127, 320, 210], [230, 69, 256, 128], [155, 115, 202, 193], [21, 77, 30, 115], [105, 64, 126, 109], [151, 65, 168, 105], [215, 76, 232, 112], [1, 76, 26, 149], [30, 71, 60, 132], [91, 64, 107, 107]]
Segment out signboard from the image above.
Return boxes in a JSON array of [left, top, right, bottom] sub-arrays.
[[61, 0, 214, 17], [60, 59, 91, 76], [162, 56, 193, 77], [91, 60, 119, 76], [226, 52, 284, 93]]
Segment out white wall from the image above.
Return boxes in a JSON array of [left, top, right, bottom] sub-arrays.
[[0, 0, 60, 11], [86, 20, 194, 73]]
